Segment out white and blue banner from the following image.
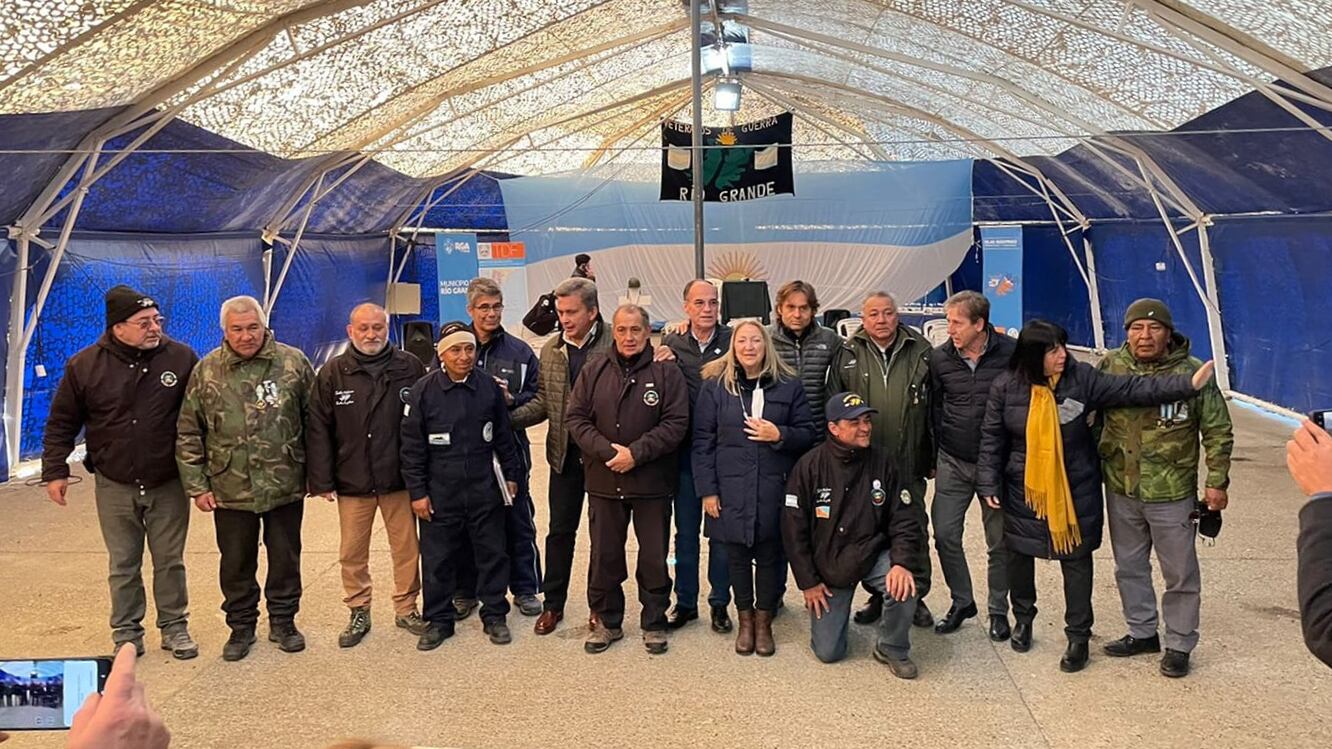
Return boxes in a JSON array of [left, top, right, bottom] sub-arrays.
[[979, 224, 1024, 335], [500, 161, 974, 320], [435, 232, 479, 323]]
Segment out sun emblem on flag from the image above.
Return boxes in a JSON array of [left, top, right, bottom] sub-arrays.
[[707, 251, 766, 281], [718, 129, 738, 146]]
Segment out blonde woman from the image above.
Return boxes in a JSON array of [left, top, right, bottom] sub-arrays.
[[692, 320, 816, 655]]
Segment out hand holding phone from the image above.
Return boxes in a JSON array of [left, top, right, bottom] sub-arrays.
[[1312, 409, 1332, 432], [68, 645, 169, 749]]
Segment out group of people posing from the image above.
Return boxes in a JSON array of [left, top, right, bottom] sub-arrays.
[[41, 273, 1230, 680]]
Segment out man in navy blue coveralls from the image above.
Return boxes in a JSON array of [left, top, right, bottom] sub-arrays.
[[401, 321, 523, 650]]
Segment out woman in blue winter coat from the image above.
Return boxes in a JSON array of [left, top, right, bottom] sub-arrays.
[[693, 319, 816, 656]]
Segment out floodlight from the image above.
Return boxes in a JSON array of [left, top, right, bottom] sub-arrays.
[[714, 80, 742, 112]]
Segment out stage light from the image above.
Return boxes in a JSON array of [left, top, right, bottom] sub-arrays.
[[714, 80, 742, 112]]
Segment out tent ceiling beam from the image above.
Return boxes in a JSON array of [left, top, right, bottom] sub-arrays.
[[1137, 0, 1332, 109], [740, 78, 889, 161], [584, 88, 697, 169], [0, 0, 159, 97], [731, 12, 1152, 130], [306, 18, 689, 155]]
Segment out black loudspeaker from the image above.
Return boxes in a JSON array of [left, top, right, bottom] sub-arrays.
[[721, 280, 771, 324], [822, 309, 851, 328], [402, 321, 436, 369]]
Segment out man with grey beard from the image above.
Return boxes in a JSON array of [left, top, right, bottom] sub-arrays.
[[307, 303, 429, 648]]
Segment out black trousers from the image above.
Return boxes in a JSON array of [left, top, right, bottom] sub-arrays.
[[1008, 551, 1094, 642], [587, 496, 672, 631], [419, 483, 511, 626], [214, 500, 304, 630], [723, 538, 785, 611], [542, 445, 587, 612], [454, 475, 543, 599]]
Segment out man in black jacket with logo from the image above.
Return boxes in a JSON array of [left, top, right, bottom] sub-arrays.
[[42, 284, 199, 659], [307, 303, 428, 648], [566, 304, 690, 655], [928, 291, 1017, 640], [783, 392, 923, 679]]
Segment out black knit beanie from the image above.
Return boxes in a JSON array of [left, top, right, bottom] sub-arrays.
[[105, 284, 158, 328]]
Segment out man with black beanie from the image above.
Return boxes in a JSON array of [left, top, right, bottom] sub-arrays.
[[42, 284, 200, 659]]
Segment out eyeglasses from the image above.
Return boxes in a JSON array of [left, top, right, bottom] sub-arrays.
[[124, 315, 165, 331], [472, 303, 504, 313]]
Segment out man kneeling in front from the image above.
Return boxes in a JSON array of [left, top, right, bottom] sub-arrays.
[[782, 392, 924, 678]]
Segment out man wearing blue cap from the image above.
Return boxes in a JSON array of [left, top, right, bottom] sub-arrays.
[[782, 391, 924, 678]]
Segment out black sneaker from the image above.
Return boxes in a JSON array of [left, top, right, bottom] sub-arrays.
[[222, 628, 256, 662], [269, 621, 306, 653], [417, 622, 455, 651], [338, 607, 372, 648], [484, 620, 512, 645], [667, 606, 698, 629], [1103, 633, 1161, 658], [1160, 649, 1191, 678]]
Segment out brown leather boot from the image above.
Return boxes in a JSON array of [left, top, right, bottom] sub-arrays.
[[735, 609, 755, 655], [754, 609, 776, 657]]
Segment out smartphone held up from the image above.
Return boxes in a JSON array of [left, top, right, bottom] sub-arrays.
[[0, 657, 111, 731]]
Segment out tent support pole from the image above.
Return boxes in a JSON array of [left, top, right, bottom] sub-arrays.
[[4, 233, 31, 473], [1195, 218, 1232, 393], [690, 0, 705, 279], [1082, 233, 1106, 351], [265, 174, 324, 318], [22, 146, 103, 349]]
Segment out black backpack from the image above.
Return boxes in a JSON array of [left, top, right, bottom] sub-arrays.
[[523, 292, 559, 336]]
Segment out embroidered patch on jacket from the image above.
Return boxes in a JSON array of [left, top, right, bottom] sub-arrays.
[[159, 371, 178, 387], [643, 390, 660, 406], [335, 389, 355, 406]]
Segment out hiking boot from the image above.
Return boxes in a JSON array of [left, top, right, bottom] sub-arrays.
[[395, 610, 429, 636], [417, 622, 455, 651], [584, 622, 624, 654], [222, 628, 256, 662], [339, 607, 372, 648], [514, 594, 543, 617], [452, 597, 479, 620], [873, 647, 919, 679], [1103, 633, 1161, 658], [269, 621, 306, 653], [643, 629, 669, 655], [161, 627, 199, 660], [484, 619, 512, 645]]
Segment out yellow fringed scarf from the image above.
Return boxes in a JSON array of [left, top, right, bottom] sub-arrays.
[[1024, 374, 1081, 555]]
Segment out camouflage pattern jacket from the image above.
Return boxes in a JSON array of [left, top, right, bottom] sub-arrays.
[[1097, 333, 1233, 502], [176, 334, 315, 513]]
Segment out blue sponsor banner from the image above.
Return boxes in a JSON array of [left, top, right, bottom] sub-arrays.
[[435, 232, 478, 323], [981, 225, 1023, 335]]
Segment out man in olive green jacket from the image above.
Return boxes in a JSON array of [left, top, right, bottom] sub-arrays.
[[1097, 298, 1233, 678], [827, 291, 934, 627], [176, 295, 315, 662]]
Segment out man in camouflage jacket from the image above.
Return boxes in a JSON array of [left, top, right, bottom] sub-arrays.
[[176, 296, 315, 662], [1096, 298, 1233, 678]]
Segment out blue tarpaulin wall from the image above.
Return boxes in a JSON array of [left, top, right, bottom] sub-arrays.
[[14, 232, 393, 461]]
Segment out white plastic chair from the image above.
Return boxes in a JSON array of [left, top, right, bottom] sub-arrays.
[[922, 318, 950, 347], [836, 317, 862, 339]]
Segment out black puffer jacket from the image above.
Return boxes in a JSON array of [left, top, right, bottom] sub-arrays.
[[929, 328, 1015, 464], [769, 321, 840, 421], [976, 360, 1196, 560]]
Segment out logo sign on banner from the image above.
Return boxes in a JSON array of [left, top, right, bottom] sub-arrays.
[[660, 112, 794, 202], [980, 225, 1024, 336], [436, 232, 479, 323], [477, 241, 529, 331]]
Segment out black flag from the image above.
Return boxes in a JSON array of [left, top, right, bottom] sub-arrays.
[[660, 112, 794, 202]]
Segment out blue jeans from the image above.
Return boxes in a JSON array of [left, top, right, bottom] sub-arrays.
[[810, 549, 914, 663], [674, 462, 730, 609]]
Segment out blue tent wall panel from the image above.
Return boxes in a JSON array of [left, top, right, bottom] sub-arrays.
[[1086, 222, 1212, 361], [419, 176, 511, 231], [0, 108, 124, 227], [1018, 225, 1095, 347], [268, 234, 391, 368], [19, 234, 267, 459], [392, 236, 440, 332], [1209, 216, 1332, 412]]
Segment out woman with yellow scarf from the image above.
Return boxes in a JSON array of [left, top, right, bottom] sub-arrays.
[[977, 321, 1214, 673]]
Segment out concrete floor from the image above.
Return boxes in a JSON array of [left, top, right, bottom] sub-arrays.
[[1, 407, 1329, 748]]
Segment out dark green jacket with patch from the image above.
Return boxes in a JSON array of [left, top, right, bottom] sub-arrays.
[[176, 334, 316, 513], [1096, 334, 1233, 502], [827, 324, 934, 482]]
